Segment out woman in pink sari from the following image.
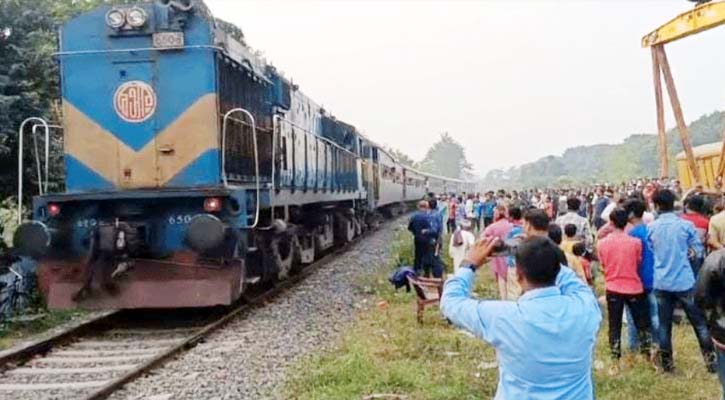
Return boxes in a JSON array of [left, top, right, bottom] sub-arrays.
[[482, 205, 513, 299]]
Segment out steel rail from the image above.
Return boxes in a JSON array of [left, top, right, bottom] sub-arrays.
[[0, 310, 120, 370], [82, 219, 390, 400], [0, 217, 396, 399]]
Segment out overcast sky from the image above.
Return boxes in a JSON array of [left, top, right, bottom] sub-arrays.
[[205, 0, 725, 176]]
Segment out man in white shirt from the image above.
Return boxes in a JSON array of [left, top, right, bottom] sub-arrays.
[[449, 219, 476, 271]]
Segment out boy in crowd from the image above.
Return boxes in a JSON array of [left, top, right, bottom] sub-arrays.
[[623, 198, 660, 353], [597, 208, 652, 359]]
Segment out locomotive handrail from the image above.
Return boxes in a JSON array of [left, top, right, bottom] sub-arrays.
[[222, 108, 260, 229], [53, 45, 225, 57], [31, 123, 61, 195], [17, 118, 49, 224]]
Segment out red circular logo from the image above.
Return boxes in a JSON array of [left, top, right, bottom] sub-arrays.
[[114, 81, 157, 123]]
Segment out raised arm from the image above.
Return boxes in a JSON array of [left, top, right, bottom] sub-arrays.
[[555, 265, 592, 296], [441, 237, 504, 343], [441, 268, 502, 342]]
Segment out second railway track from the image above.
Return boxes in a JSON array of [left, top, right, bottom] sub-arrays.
[[0, 219, 392, 400]]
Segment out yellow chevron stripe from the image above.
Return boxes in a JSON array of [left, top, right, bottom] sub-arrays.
[[156, 94, 219, 185], [63, 94, 219, 188], [63, 101, 129, 186]]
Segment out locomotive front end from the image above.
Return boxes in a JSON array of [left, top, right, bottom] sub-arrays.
[[15, 1, 255, 309]]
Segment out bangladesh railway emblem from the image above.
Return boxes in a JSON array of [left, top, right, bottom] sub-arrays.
[[114, 80, 157, 123]]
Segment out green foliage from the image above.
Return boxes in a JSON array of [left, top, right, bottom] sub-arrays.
[[0, 0, 112, 205], [419, 132, 473, 179], [384, 146, 418, 169], [483, 111, 725, 189]]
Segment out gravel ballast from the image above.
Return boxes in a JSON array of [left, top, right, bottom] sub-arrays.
[[107, 219, 404, 400]]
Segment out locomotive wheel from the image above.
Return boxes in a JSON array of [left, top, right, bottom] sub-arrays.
[[232, 243, 249, 295], [294, 232, 316, 265], [366, 212, 382, 230], [335, 214, 355, 244], [354, 215, 363, 236], [271, 235, 294, 280]]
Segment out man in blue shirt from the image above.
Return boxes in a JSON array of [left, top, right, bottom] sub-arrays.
[[647, 189, 716, 372], [408, 200, 433, 276], [427, 197, 444, 278], [624, 198, 660, 352], [482, 192, 497, 227], [441, 236, 601, 399]]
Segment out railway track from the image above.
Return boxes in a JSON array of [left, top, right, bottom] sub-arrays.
[[0, 221, 389, 400]]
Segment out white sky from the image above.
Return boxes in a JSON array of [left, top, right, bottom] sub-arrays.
[[205, 0, 725, 176]]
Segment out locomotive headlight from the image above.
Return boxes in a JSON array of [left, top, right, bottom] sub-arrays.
[[126, 7, 148, 28], [105, 8, 126, 29]]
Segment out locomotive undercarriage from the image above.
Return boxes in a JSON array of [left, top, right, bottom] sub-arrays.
[[24, 191, 373, 309], [251, 204, 370, 284]]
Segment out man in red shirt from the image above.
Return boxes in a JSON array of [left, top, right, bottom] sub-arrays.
[[447, 197, 458, 234], [681, 195, 709, 239], [597, 207, 653, 359], [681, 195, 709, 277]]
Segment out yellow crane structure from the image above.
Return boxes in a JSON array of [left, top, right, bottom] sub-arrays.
[[642, 0, 725, 188]]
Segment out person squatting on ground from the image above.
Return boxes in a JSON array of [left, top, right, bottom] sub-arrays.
[[647, 189, 716, 372], [441, 236, 601, 399], [597, 207, 653, 359]]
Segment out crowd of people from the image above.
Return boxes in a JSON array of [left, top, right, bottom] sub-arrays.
[[408, 177, 725, 399]]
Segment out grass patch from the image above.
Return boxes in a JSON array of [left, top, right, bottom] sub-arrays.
[[0, 309, 86, 350], [0, 286, 86, 350], [284, 229, 721, 400]]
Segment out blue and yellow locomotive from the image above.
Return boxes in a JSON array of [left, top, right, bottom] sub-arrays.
[[14, 0, 475, 309]]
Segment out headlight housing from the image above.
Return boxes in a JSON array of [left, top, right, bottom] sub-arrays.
[[126, 7, 148, 28], [105, 8, 126, 29]]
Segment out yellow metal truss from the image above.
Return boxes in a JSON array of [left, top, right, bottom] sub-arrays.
[[642, 1, 725, 47]]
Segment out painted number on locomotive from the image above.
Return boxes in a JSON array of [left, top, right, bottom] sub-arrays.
[[76, 218, 98, 228], [114, 80, 157, 123], [168, 214, 193, 225]]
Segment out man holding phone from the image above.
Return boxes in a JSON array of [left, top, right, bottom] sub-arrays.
[[441, 236, 601, 399]]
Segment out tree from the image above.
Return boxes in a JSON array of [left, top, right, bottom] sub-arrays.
[[384, 147, 417, 168], [419, 132, 472, 179], [0, 0, 108, 203]]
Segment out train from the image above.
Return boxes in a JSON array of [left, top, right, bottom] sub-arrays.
[[13, 0, 476, 309]]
